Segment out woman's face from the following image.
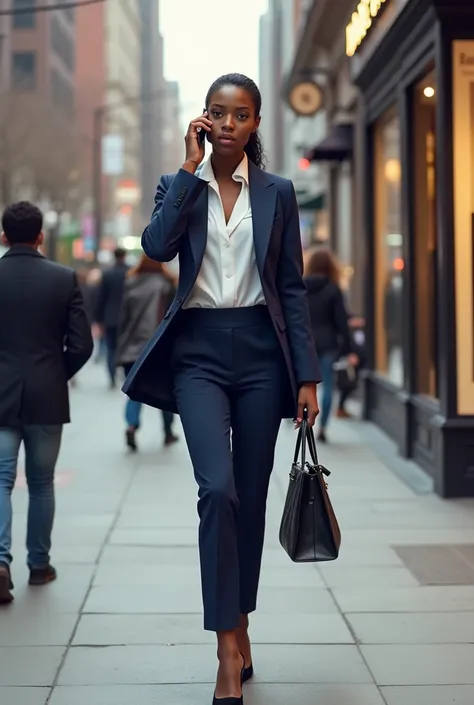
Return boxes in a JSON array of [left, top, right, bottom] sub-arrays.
[[206, 85, 261, 157]]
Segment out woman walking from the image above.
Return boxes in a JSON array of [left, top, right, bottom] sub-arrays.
[[123, 73, 320, 704], [117, 255, 178, 449], [304, 247, 358, 442]]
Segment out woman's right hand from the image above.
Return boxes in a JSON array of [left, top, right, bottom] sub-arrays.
[[184, 111, 212, 167]]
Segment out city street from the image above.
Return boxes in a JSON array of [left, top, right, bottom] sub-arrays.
[[2, 362, 474, 705]]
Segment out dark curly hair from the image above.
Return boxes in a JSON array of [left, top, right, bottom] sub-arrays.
[[2, 201, 43, 245], [205, 73, 267, 170]]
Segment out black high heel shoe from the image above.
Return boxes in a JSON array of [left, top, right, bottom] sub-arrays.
[[241, 663, 253, 683], [212, 655, 245, 704]]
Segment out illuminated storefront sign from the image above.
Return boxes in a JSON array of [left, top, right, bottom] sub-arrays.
[[346, 0, 389, 57]]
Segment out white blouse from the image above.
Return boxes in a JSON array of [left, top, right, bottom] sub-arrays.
[[184, 154, 265, 309]]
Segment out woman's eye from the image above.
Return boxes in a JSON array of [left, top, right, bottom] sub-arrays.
[[237, 114, 249, 121], [211, 111, 222, 118]]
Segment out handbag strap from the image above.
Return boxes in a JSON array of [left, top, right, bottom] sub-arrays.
[[306, 424, 319, 465], [293, 420, 319, 466]]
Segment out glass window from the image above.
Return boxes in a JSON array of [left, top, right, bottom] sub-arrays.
[[413, 69, 438, 398], [11, 52, 36, 90], [373, 108, 404, 385], [12, 0, 36, 29]]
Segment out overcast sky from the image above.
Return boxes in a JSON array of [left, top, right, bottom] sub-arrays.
[[160, 0, 269, 131]]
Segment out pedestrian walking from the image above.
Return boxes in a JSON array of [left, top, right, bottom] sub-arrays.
[[304, 246, 359, 442], [96, 247, 129, 388], [123, 73, 321, 704], [117, 254, 179, 450], [0, 202, 93, 604]]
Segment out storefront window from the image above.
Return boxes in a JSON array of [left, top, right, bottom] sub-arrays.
[[373, 109, 404, 385], [413, 69, 438, 398]]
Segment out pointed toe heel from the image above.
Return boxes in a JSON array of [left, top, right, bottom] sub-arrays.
[[212, 698, 243, 705], [241, 663, 253, 683]]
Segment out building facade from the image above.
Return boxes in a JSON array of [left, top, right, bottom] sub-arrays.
[[259, 0, 329, 247], [76, 0, 143, 249], [0, 0, 78, 210], [9, 0, 75, 113], [139, 0, 164, 225], [345, 0, 474, 497], [0, 1, 11, 94], [286, 0, 360, 301], [288, 0, 474, 497], [160, 80, 184, 176]]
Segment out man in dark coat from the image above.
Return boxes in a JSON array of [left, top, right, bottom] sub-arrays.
[[96, 247, 129, 388], [0, 202, 93, 603]]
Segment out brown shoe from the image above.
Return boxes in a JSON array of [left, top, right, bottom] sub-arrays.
[[336, 408, 353, 419], [29, 565, 57, 586], [0, 563, 14, 604]]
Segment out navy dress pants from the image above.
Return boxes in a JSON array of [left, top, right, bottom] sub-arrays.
[[171, 306, 286, 632]]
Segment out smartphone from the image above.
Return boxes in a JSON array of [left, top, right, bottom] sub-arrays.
[[198, 108, 207, 146]]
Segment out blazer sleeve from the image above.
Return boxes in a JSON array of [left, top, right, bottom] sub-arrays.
[[64, 272, 94, 379], [277, 180, 322, 385], [141, 169, 208, 262]]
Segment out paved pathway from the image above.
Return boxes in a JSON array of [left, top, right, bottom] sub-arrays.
[[2, 362, 474, 705]]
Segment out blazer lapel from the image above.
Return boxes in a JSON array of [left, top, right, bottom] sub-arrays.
[[188, 186, 208, 272], [249, 161, 277, 275]]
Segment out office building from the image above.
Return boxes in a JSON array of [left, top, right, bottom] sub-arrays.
[[140, 0, 165, 222]]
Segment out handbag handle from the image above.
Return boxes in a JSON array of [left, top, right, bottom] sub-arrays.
[[293, 420, 319, 466]]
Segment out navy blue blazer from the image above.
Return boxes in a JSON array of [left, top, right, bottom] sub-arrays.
[[122, 160, 321, 416]]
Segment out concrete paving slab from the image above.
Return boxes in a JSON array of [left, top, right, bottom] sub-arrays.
[[319, 565, 419, 588], [0, 688, 49, 705], [58, 644, 372, 685], [330, 545, 404, 567], [361, 644, 474, 685], [0, 611, 77, 646], [73, 612, 353, 646], [4, 569, 93, 614], [100, 544, 200, 565], [49, 684, 385, 705], [382, 685, 474, 705], [255, 586, 338, 613], [347, 612, 474, 644], [0, 647, 64, 686], [249, 613, 354, 644], [334, 585, 474, 613], [108, 527, 198, 547], [83, 583, 204, 614], [73, 614, 212, 646], [92, 563, 201, 587]]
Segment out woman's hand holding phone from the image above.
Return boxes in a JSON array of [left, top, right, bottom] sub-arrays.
[[183, 111, 212, 172]]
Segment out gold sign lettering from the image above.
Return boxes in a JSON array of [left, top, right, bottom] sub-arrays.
[[346, 0, 388, 57]]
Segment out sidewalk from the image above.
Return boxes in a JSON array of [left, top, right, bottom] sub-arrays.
[[2, 362, 474, 705]]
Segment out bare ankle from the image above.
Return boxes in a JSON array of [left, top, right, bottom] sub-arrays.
[[216, 630, 239, 660]]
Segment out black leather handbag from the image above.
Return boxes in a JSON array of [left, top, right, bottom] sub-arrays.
[[279, 421, 341, 562]]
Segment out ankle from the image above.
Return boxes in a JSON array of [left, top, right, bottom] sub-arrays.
[[216, 630, 239, 660]]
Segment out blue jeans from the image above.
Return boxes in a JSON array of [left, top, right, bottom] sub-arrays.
[[125, 399, 174, 438], [123, 364, 174, 439], [319, 353, 336, 429], [0, 425, 62, 568]]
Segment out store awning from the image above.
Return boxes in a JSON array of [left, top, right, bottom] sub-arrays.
[[297, 192, 326, 211], [306, 124, 353, 162]]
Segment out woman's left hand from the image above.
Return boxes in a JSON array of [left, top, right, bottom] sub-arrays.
[[295, 383, 319, 428]]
